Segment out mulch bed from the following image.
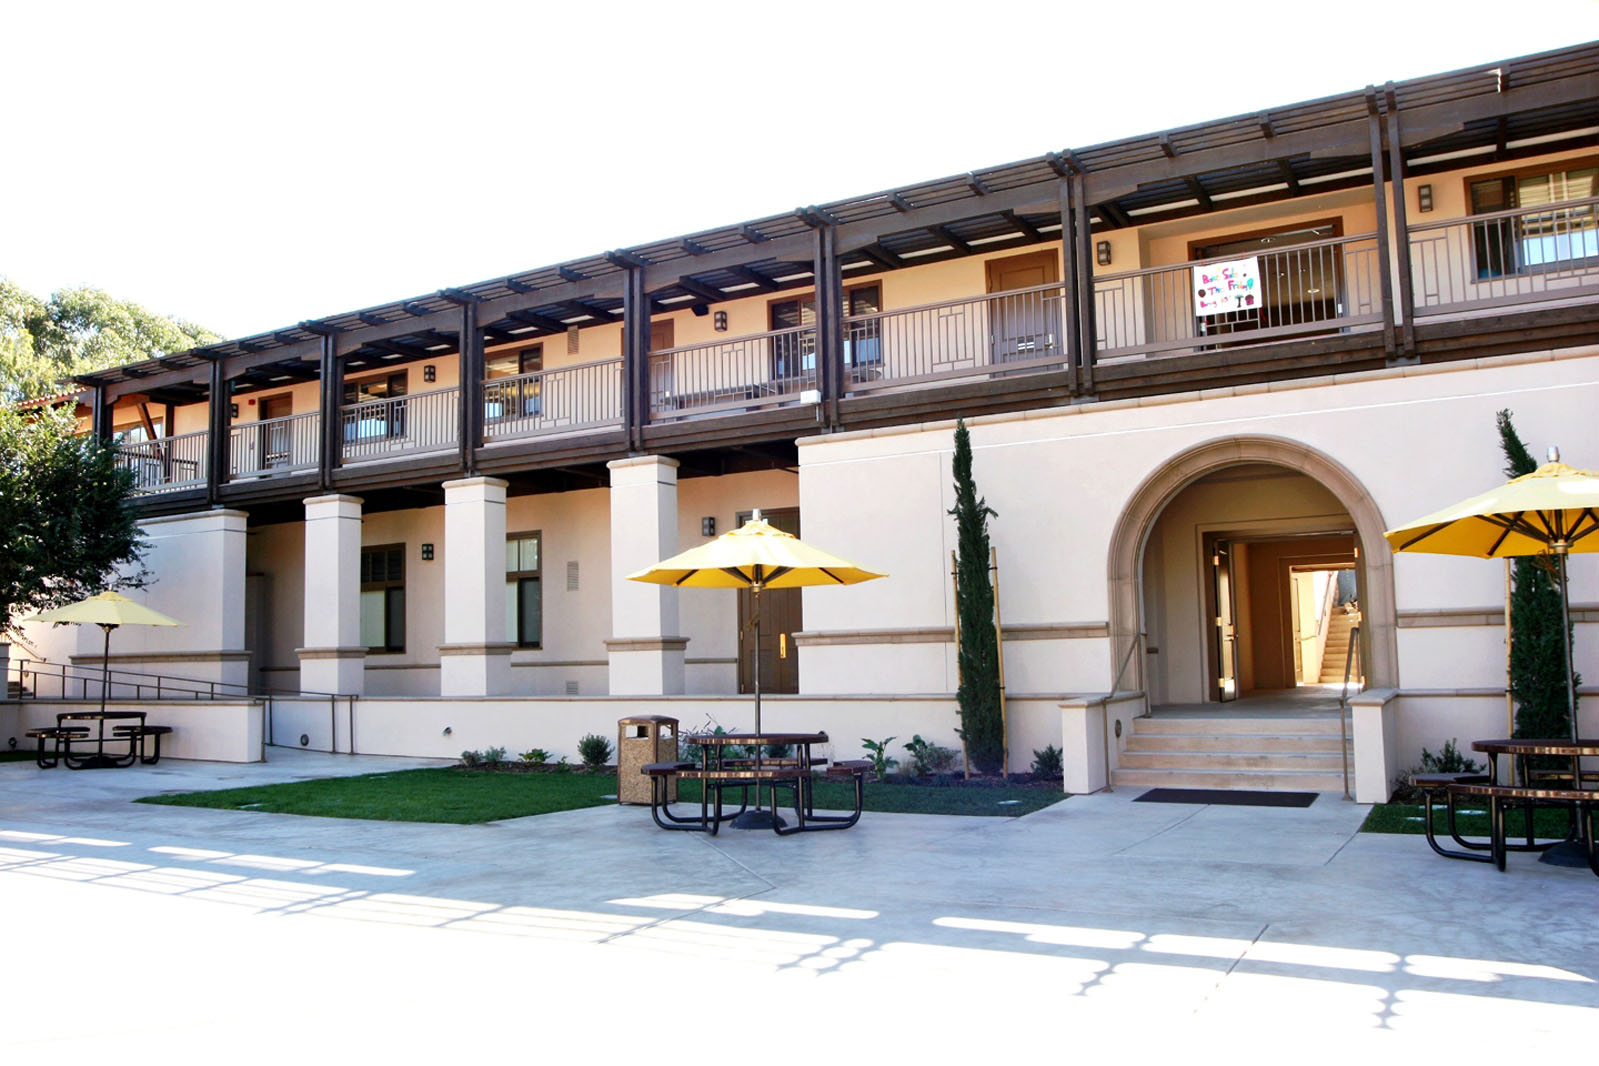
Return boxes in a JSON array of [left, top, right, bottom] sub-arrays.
[[451, 761, 1062, 789]]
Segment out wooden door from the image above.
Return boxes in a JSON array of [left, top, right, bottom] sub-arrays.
[[259, 395, 293, 468], [648, 320, 675, 415], [985, 250, 1059, 364], [737, 508, 802, 695], [1212, 540, 1239, 702]]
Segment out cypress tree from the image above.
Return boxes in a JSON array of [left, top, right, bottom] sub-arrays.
[[1496, 410, 1578, 741], [949, 419, 1004, 774]]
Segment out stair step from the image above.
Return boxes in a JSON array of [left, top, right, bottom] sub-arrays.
[[1126, 733, 1347, 754], [1117, 750, 1346, 771], [1110, 768, 1347, 792], [1134, 716, 1345, 735]]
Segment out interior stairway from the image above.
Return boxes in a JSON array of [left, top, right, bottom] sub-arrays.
[[1317, 610, 1358, 684], [1112, 714, 1351, 792]]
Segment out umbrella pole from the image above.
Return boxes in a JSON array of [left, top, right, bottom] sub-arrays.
[[98, 623, 114, 754], [1504, 559, 1516, 785], [1555, 545, 1579, 742]]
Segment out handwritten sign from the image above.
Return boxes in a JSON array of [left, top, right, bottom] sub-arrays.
[[1194, 256, 1261, 316]]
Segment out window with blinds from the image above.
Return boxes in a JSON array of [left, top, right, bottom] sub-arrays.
[[1468, 165, 1598, 278], [768, 284, 882, 380], [360, 545, 406, 652], [506, 532, 542, 649]]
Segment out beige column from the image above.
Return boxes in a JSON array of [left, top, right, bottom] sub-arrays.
[[297, 494, 366, 695], [439, 476, 514, 697], [605, 456, 687, 695]]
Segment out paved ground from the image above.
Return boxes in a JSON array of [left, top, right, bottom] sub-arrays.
[[1, 749, 1595, 1061]]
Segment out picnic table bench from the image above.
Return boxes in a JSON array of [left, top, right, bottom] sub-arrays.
[[25, 712, 174, 770], [642, 736, 871, 836]]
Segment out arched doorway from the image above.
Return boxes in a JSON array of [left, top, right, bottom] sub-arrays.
[[1107, 437, 1397, 705]]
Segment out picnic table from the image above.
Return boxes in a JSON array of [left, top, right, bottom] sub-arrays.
[[642, 731, 871, 836], [25, 711, 173, 770], [1410, 738, 1599, 875]]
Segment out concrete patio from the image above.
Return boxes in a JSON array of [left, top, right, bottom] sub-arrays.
[[1, 748, 1594, 1060]]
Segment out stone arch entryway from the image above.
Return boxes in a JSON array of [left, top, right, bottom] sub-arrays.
[[1107, 436, 1397, 701]]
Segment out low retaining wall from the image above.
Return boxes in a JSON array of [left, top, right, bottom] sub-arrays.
[[8, 700, 265, 763]]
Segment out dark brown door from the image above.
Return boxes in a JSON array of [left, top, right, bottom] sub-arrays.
[[985, 250, 1060, 363], [648, 320, 675, 415], [259, 394, 293, 468], [737, 508, 802, 695]]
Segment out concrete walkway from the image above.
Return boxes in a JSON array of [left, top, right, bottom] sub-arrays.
[[1, 749, 1594, 1061]]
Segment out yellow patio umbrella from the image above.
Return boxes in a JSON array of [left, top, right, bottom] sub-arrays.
[[1385, 454, 1598, 741], [628, 510, 885, 734], [33, 591, 185, 719]]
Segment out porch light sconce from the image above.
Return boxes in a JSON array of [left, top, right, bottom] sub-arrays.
[[423, 364, 437, 383], [420, 543, 435, 561], [701, 516, 716, 537], [1417, 184, 1433, 213], [713, 310, 728, 332], [229, 403, 239, 419], [1096, 241, 1112, 267]]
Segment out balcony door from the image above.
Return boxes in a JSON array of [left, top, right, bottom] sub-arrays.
[[259, 394, 293, 468], [1191, 221, 1342, 340], [985, 250, 1059, 364], [647, 320, 675, 414]]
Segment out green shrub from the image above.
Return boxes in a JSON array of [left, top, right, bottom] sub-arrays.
[[460, 749, 483, 768], [860, 737, 898, 778], [481, 746, 507, 768], [520, 748, 551, 765], [903, 734, 959, 777], [577, 733, 613, 772], [1031, 744, 1064, 779], [1392, 738, 1483, 800]]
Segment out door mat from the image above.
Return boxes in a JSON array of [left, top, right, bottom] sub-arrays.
[[1133, 788, 1318, 808]]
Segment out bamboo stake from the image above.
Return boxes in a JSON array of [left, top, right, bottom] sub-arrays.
[[952, 550, 969, 779], [992, 547, 1009, 780]]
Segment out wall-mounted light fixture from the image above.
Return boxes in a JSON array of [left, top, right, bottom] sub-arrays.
[[229, 403, 239, 419], [701, 516, 716, 537], [1096, 241, 1112, 267], [420, 543, 435, 561], [713, 310, 728, 332], [423, 364, 437, 383], [1417, 184, 1434, 213]]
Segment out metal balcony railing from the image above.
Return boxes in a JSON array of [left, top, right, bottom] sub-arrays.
[[1409, 195, 1599, 317], [482, 358, 624, 442], [228, 411, 320, 479], [115, 428, 208, 494], [842, 282, 1070, 394], [647, 325, 818, 421], [340, 386, 459, 463], [1094, 233, 1382, 361]]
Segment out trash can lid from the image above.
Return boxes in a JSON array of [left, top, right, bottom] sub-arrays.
[[618, 714, 679, 726]]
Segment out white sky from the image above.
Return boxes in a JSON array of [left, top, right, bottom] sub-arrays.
[[3, 1, 1596, 340]]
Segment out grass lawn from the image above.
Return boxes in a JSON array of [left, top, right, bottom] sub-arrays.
[[138, 769, 1065, 824], [1362, 802, 1577, 838]]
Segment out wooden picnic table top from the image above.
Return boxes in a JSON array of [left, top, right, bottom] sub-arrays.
[[58, 710, 147, 723], [1471, 738, 1599, 758], [684, 731, 828, 747]]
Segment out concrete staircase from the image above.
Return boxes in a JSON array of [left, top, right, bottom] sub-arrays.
[[1112, 713, 1351, 792], [1318, 611, 1358, 684]]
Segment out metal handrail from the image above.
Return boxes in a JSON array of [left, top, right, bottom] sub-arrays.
[[1338, 623, 1362, 801], [841, 280, 1067, 325], [1094, 231, 1378, 284], [649, 322, 814, 357], [8, 656, 350, 701], [1406, 193, 1599, 233]]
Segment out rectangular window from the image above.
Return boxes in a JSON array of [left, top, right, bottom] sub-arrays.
[[505, 532, 542, 649], [1468, 165, 1599, 279], [485, 345, 542, 420], [343, 372, 408, 442], [769, 285, 882, 381], [360, 545, 406, 653]]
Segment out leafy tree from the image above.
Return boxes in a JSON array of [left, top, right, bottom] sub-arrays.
[[1496, 409, 1577, 741], [0, 403, 146, 633], [0, 276, 218, 402], [949, 419, 1003, 774]]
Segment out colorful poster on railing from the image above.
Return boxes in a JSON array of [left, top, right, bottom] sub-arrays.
[[1193, 256, 1261, 316]]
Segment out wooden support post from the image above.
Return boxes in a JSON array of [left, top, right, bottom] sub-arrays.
[[206, 358, 228, 503], [621, 267, 649, 451], [813, 225, 843, 429], [318, 334, 341, 490], [1384, 84, 1417, 360], [1366, 89, 1398, 361], [90, 385, 112, 441], [457, 300, 483, 475], [1058, 179, 1080, 396], [1073, 173, 1097, 397]]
